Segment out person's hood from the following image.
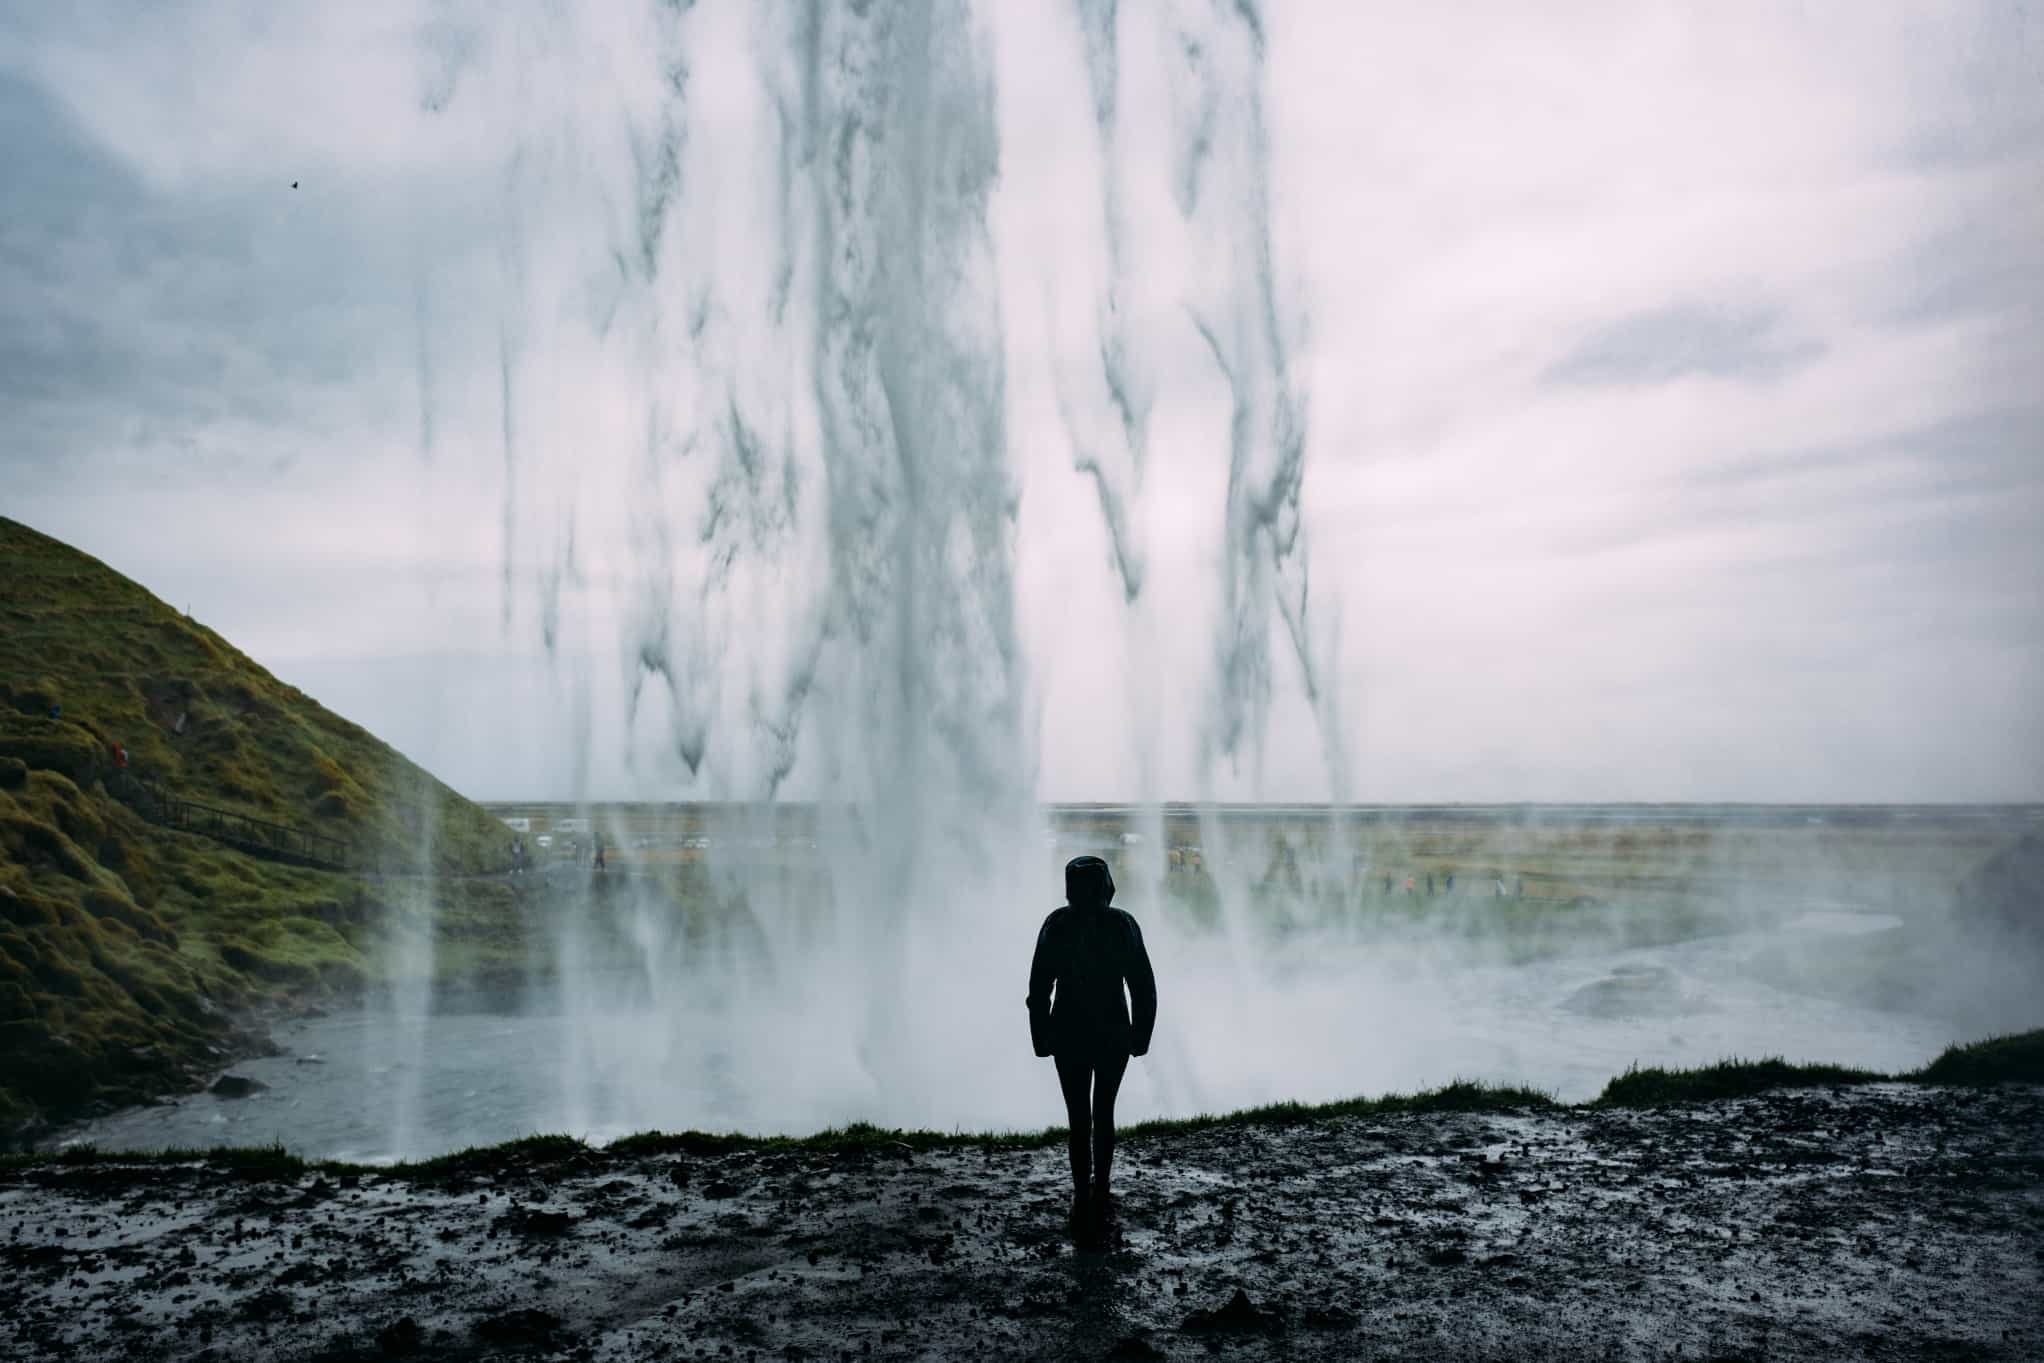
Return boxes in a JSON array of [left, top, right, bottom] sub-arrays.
[[1065, 855, 1115, 908]]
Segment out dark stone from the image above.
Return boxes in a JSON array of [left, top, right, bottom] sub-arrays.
[[3, 1243, 69, 1271], [376, 1315, 424, 1356], [209, 1074, 268, 1099], [474, 1308, 562, 1346], [1182, 1287, 1281, 1334], [1304, 1304, 1357, 1330], [1106, 1333, 1166, 1359], [239, 1289, 294, 1322], [1425, 1246, 1468, 1267], [492, 1206, 576, 1237]]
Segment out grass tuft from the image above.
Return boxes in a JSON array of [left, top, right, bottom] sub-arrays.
[[1589, 1029, 2044, 1108], [1914, 1030, 2044, 1086], [387, 1133, 593, 1182], [1593, 1057, 1883, 1108], [0, 1140, 311, 1179], [1123, 1079, 1558, 1141]]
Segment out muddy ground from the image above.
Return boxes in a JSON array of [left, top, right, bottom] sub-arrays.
[[3, 1084, 2040, 1363]]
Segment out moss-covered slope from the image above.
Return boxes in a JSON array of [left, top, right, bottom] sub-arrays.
[[0, 516, 518, 1133], [0, 517, 506, 869]]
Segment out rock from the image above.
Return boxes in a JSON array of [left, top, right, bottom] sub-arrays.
[[1304, 1304, 1357, 1330], [474, 1308, 562, 1346], [238, 1289, 293, 1322], [626, 1205, 674, 1230], [1106, 1333, 1166, 1359], [1182, 1287, 1281, 1334], [209, 1074, 268, 1099], [1425, 1246, 1468, 1267], [376, 1315, 423, 1356], [492, 1206, 576, 1237]]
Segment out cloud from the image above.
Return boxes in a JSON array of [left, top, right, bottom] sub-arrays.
[[1, 0, 2038, 802], [1541, 303, 1824, 388]]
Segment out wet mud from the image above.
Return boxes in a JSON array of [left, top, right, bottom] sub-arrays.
[[3, 1083, 2039, 1362]]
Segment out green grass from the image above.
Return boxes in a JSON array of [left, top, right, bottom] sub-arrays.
[[1593, 1057, 1885, 1108], [1591, 1029, 2044, 1107], [1915, 1030, 2044, 1086], [0, 517, 510, 872], [1120, 1079, 1559, 1140]]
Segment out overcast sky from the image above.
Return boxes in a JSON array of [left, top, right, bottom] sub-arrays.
[[2, 1, 2039, 804]]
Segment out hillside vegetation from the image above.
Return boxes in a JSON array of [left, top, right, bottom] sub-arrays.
[[0, 517, 516, 1135]]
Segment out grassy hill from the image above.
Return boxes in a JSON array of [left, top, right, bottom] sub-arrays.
[[0, 517, 519, 1136]]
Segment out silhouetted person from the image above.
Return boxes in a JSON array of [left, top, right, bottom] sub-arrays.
[[1028, 855, 1157, 1248]]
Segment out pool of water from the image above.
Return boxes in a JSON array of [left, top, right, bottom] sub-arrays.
[[61, 903, 2006, 1161]]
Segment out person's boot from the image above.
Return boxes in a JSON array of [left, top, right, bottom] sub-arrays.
[[1088, 1182, 1113, 1246], [1069, 1186, 1093, 1246]]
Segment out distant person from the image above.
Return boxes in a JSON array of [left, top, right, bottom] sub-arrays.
[[1027, 855, 1157, 1249], [510, 836, 525, 875], [592, 833, 606, 873]]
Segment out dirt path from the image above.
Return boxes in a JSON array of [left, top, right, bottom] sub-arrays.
[[3, 1084, 2039, 1362]]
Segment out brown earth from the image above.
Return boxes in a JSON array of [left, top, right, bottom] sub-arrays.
[[2, 1082, 2040, 1362]]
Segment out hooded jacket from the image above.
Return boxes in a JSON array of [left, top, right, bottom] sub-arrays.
[[1027, 856, 1158, 1059]]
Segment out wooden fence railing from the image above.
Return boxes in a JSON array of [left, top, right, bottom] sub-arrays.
[[122, 776, 351, 872]]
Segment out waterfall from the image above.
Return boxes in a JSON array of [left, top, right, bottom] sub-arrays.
[[405, 0, 1342, 1140]]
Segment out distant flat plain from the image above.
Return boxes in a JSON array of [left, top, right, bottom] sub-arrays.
[[481, 801, 2040, 908]]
